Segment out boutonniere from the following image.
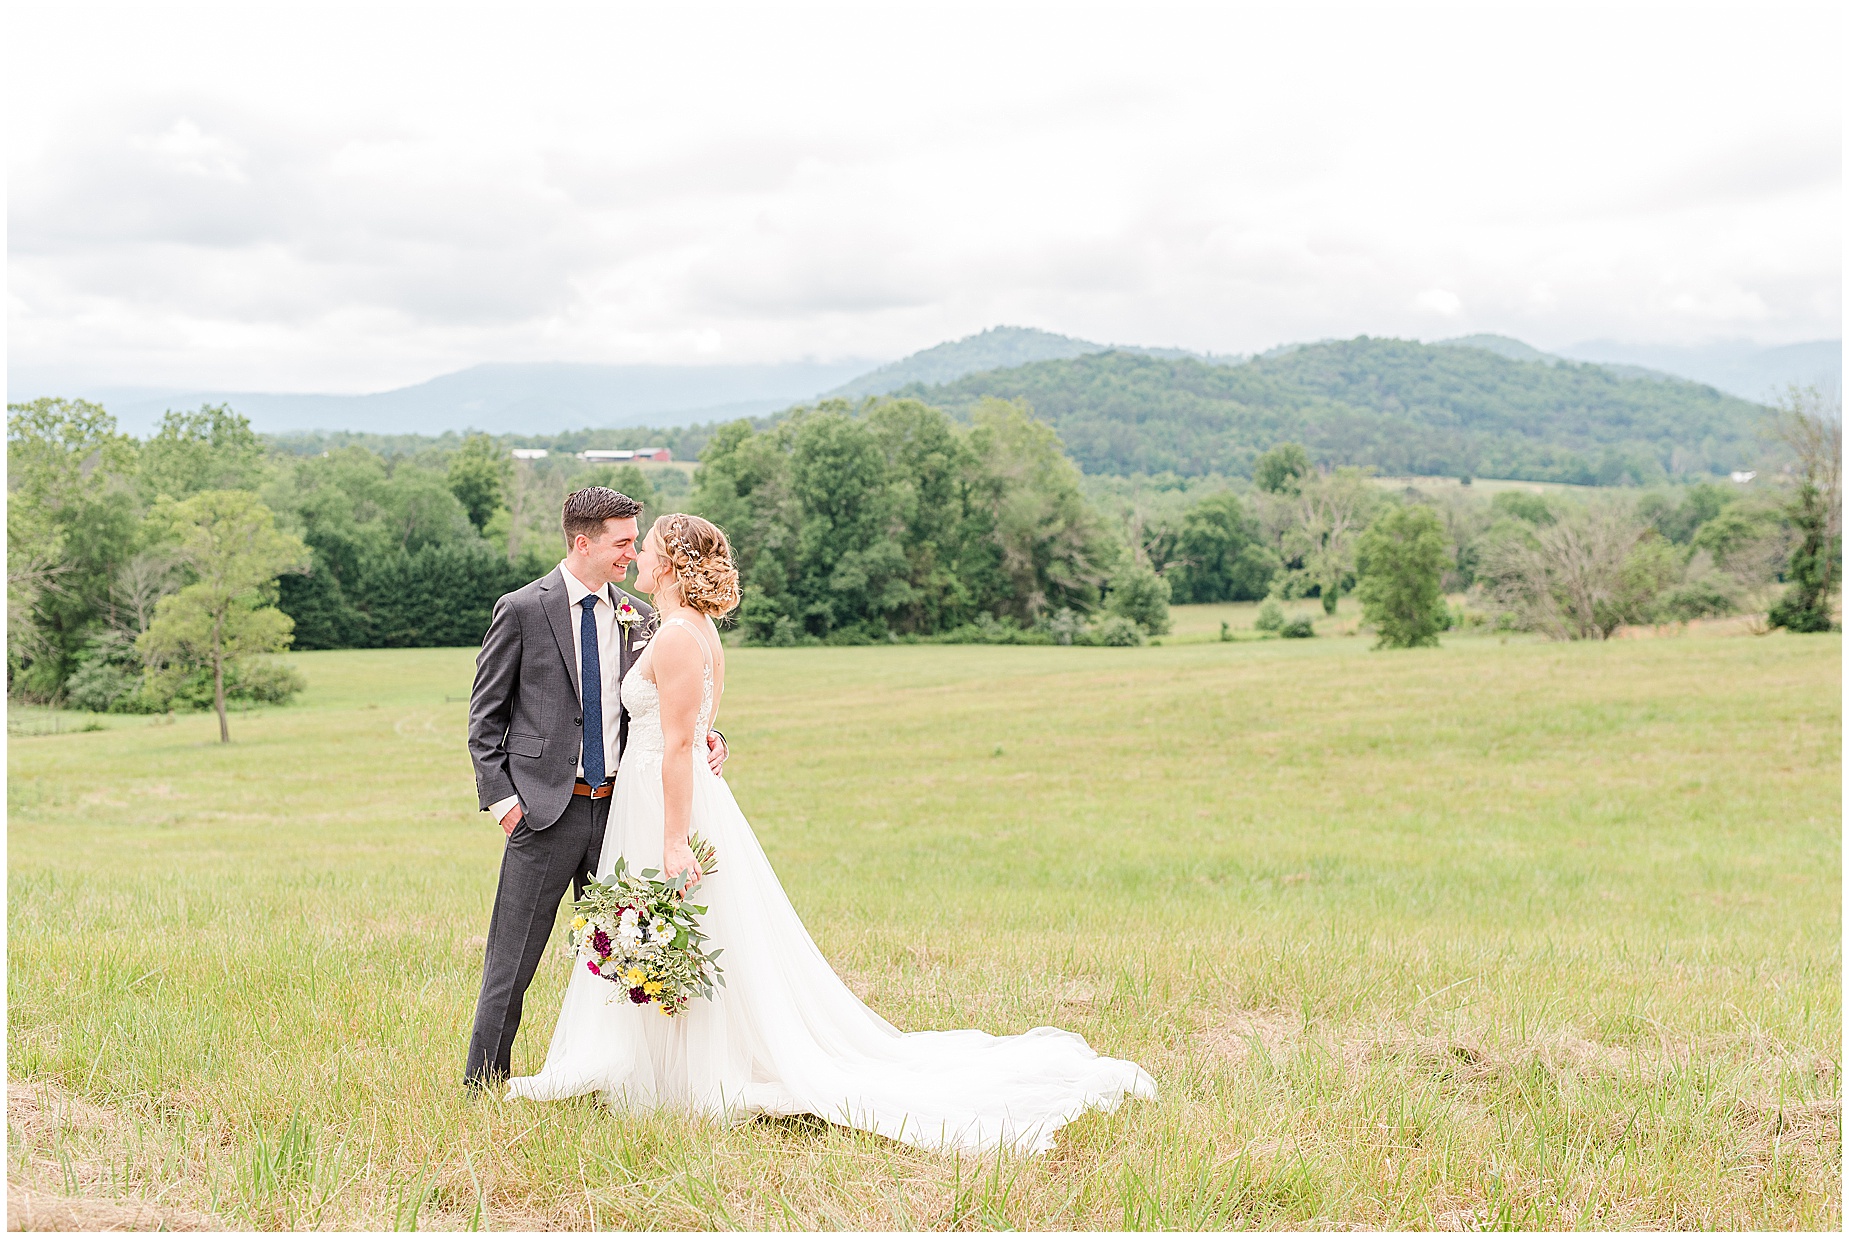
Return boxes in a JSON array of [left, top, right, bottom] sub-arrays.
[[615, 597, 643, 631]]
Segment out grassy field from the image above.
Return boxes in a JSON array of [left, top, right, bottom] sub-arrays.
[[1161, 596, 1362, 642], [1367, 476, 1615, 498], [7, 624, 1840, 1229]]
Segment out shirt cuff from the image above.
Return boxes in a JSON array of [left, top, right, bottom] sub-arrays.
[[488, 795, 520, 822]]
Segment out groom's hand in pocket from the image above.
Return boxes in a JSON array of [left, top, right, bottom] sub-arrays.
[[499, 802, 525, 836]]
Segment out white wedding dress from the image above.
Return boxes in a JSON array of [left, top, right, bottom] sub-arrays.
[[506, 617, 1156, 1153]]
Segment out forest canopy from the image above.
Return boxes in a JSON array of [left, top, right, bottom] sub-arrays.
[[900, 338, 1771, 483]]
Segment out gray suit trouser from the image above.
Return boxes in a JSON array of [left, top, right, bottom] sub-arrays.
[[464, 793, 608, 1085]]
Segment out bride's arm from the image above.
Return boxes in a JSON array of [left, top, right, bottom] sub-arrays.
[[653, 625, 704, 884]]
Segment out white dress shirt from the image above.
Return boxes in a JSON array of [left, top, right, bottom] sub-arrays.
[[487, 561, 626, 822]]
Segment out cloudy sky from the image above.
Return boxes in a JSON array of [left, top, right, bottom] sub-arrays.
[[9, 1, 1841, 395]]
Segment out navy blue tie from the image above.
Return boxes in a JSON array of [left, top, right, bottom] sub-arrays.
[[579, 594, 606, 787]]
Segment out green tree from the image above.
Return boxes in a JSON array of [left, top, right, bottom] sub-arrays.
[[1165, 491, 1279, 602], [1105, 561, 1172, 634], [1482, 503, 1677, 639], [358, 542, 538, 647], [1689, 501, 1790, 590], [7, 484, 65, 685], [692, 396, 1118, 643], [868, 399, 980, 633], [6, 398, 141, 698], [1769, 484, 1838, 632], [266, 447, 391, 649], [789, 410, 913, 638], [693, 419, 803, 642], [1355, 505, 1449, 648], [380, 466, 478, 551], [696, 406, 914, 641], [1765, 387, 1840, 633], [448, 434, 512, 532], [1637, 481, 1733, 545], [963, 398, 1117, 623], [1253, 442, 1312, 493], [138, 491, 309, 742], [1490, 491, 1554, 525], [1277, 467, 1380, 614], [139, 404, 266, 500]]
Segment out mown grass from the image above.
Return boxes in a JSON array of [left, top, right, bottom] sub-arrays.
[[1160, 596, 1357, 641], [7, 624, 1840, 1229]]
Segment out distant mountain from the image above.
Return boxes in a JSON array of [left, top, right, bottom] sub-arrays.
[[21, 360, 880, 438], [1433, 334, 1559, 365], [1554, 339, 1841, 403], [820, 325, 1242, 400], [900, 336, 1772, 484], [27, 325, 1828, 453], [1435, 334, 1840, 400], [821, 326, 1111, 399], [1433, 333, 1674, 384]]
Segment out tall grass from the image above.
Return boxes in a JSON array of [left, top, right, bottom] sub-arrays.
[[7, 624, 1839, 1228]]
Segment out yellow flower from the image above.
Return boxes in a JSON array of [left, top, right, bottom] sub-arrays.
[[643, 981, 663, 996], [570, 916, 587, 931], [624, 968, 647, 985]]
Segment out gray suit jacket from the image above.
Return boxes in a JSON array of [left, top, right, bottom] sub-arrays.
[[467, 567, 655, 831]]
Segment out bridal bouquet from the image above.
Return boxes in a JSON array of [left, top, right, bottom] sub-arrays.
[[568, 836, 725, 1016]]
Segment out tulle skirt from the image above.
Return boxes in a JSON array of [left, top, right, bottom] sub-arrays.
[[505, 754, 1156, 1154]]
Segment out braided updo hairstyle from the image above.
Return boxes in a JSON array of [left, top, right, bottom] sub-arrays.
[[652, 513, 741, 618]]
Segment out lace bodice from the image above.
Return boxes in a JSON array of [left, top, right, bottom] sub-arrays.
[[620, 617, 713, 760]]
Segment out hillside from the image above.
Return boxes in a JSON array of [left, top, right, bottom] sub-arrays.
[[899, 337, 1772, 483], [1433, 334, 1559, 364], [821, 324, 1243, 400], [821, 326, 1111, 399]]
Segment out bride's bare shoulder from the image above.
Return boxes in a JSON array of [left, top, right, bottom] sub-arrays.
[[651, 619, 704, 659]]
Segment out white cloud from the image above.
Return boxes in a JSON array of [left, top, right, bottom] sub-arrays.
[[1413, 289, 1463, 317], [7, 1, 1841, 393]]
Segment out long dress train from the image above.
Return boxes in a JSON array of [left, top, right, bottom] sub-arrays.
[[506, 617, 1156, 1153]]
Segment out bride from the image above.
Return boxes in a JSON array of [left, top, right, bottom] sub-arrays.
[[506, 513, 1155, 1153]]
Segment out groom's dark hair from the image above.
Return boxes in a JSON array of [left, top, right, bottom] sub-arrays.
[[562, 487, 643, 542]]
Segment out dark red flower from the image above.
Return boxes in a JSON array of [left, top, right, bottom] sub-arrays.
[[629, 987, 648, 1004]]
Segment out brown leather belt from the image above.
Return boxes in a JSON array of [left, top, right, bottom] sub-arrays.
[[573, 778, 615, 800]]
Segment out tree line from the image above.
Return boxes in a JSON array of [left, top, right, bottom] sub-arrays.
[[7, 386, 1837, 724], [6, 399, 690, 731], [8, 400, 310, 739]]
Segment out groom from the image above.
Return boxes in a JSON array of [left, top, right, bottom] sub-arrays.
[[463, 486, 726, 1088]]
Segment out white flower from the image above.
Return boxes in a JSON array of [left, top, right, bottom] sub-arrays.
[[649, 918, 672, 942]]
